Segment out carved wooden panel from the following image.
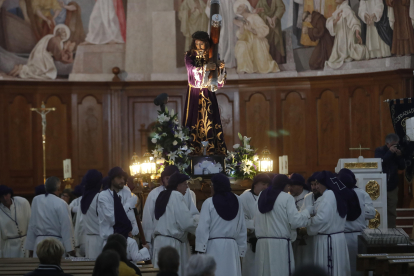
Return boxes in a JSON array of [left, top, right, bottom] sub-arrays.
[[245, 93, 270, 151], [380, 85, 400, 141], [282, 92, 307, 166], [45, 96, 67, 171], [216, 93, 234, 149], [317, 90, 340, 166], [129, 97, 180, 158], [350, 88, 373, 158], [8, 95, 32, 170], [78, 96, 104, 170]]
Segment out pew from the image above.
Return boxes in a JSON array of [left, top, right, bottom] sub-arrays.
[[357, 253, 414, 276], [0, 258, 158, 276]]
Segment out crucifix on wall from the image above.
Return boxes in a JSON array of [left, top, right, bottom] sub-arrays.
[[349, 144, 370, 157], [31, 101, 55, 183]]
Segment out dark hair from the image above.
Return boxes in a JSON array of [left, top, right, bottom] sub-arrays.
[[60, 189, 73, 203], [385, 133, 399, 144], [107, 234, 127, 249], [102, 241, 128, 263], [45, 176, 60, 194], [158, 246, 180, 272], [189, 31, 211, 55], [92, 250, 120, 276]]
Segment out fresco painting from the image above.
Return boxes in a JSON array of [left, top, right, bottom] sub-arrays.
[[0, 0, 413, 80]]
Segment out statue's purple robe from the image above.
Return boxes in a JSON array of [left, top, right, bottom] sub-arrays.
[[182, 51, 227, 155]]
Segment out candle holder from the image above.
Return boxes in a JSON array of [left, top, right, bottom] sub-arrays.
[[62, 178, 74, 190]]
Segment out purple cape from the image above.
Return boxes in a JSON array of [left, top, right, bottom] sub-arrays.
[[338, 172, 362, 221], [113, 190, 132, 239], [258, 174, 290, 214], [212, 174, 239, 221], [80, 169, 103, 214], [34, 185, 46, 196]]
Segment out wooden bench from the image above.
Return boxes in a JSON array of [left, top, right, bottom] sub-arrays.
[[374, 255, 414, 275], [0, 258, 158, 276]]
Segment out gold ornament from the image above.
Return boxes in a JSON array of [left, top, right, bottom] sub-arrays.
[[368, 210, 380, 229], [365, 180, 380, 201]]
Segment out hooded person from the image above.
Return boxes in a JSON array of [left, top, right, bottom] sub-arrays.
[[34, 185, 46, 196], [196, 173, 247, 276], [338, 169, 375, 276], [0, 185, 31, 258], [289, 173, 311, 211], [307, 171, 351, 276], [254, 174, 312, 276], [142, 165, 198, 260], [80, 169, 104, 258], [152, 172, 199, 276], [69, 185, 84, 225], [239, 173, 271, 276], [69, 184, 85, 257]]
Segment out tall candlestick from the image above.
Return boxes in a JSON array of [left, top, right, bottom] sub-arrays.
[[63, 159, 72, 179]]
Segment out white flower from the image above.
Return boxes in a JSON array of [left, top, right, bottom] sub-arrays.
[[245, 145, 253, 152], [177, 131, 185, 141], [253, 155, 259, 161], [161, 133, 167, 137], [181, 145, 188, 151], [171, 109, 175, 116], [168, 151, 177, 161], [151, 138, 157, 144], [173, 140, 178, 146], [243, 136, 251, 147], [158, 114, 169, 123], [153, 134, 160, 139], [152, 149, 159, 157], [242, 166, 252, 175], [186, 149, 192, 155], [233, 144, 240, 149]]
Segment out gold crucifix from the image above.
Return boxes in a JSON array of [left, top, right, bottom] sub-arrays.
[[349, 144, 370, 156], [31, 101, 56, 183]]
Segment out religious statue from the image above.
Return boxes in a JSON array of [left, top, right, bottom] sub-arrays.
[[182, 31, 227, 155]]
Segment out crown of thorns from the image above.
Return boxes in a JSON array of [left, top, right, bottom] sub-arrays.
[[192, 31, 210, 41]]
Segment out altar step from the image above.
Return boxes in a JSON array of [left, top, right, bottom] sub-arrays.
[[396, 208, 414, 236]]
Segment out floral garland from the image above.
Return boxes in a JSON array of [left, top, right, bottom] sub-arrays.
[[225, 133, 258, 179], [150, 108, 193, 174]]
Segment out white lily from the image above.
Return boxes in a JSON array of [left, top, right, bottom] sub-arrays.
[[158, 114, 169, 123], [171, 109, 175, 116], [177, 131, 185, 141], [243, 136, 251, 147], [233, 144, 240, 149], [151, 138, 157, 144], [168, 151, 177, 161], [152, 149, 159, 157]]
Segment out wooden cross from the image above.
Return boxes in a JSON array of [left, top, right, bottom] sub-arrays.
[[349, 144, 370, 156], [31, 101, 55, 183]]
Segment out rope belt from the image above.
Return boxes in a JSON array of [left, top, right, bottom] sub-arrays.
[[318, 231, 344, 276], [257, 237, 292, 276], [157, 235, 183, 243], [7, 234, 26, 240], [37, 235, 62, 239], [208, 237, 235, 241], [86, 234, 99, 236], [344, 230, 362, 234]]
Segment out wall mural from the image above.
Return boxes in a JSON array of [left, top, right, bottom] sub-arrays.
[[0, 0, 413, 80]]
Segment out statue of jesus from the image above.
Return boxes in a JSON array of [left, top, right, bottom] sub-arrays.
[[182, 31, 227, 156]]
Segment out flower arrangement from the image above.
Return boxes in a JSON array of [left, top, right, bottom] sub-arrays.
[[150, 108, 193, 173], [225, 133, 258, 179]]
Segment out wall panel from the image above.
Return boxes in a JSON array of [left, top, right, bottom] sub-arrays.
[[245, 93, 270, 151]]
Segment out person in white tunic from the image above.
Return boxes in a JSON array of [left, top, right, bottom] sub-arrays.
[[255, 174, 312, 276], [152, 173, 198, 276], [0, 185, 31, 258], [97, 167, 150, 261], [196, 174, 247, 276], [289, 173, 312, 268], [338, 169, 375, 276], [70, 185, 84, 256], [325, 0, 369, 69], [81, 170, 105, 258], [358, 0, 391, 58], [25, 176, 75, 258], [308, 171, 351, 276], [239, 174, 271, 276], [142, 165, 198, 259], [297, 173, 323, 267]]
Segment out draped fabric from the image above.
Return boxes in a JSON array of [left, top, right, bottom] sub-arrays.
[[211, 174, 239, 221], [388, 99, 414, 181], [315, 171, 348, 218], [258, 174, 290, 214], [113, 190, 132, 239], [81, 170, 103, 214]]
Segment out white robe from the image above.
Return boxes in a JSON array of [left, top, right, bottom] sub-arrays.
[[127, 237, 150, 262], [142, 185, 198, 258], [325, 0, 369, 69], [85, 0, 124, 44], [308, 190, 351, 276], [84, 193, 104, 258], [118, 186, 139, 236], [153, 191, 198, 276], [292, 190, 312, 267], [294, 192, 319, 267], [344, 188, 376, 276], [73, 205, 85, 257], [294, 190, 310, 211], [196, 196, 247, 276], [18, 34, 57, 80], [0, 197, 31, 258], [254, 192, 311, 276], [358, 0, 391, 58], [25, 194, 75, 257], [239, 190, 258, 276]]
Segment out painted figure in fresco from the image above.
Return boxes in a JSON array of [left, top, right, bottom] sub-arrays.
[[179, 0, 209, 51], [358, 0, 391, 58], [256, 0, 286, 64], [85, 0, 126, 44], [386, 0, 414, 56], [306, 11, 335, 69], [234, 0, 280, 73], [9, 24, 75, 79], [182, 31, 227, 155], [325, 0, 369, 69], [31, 0, 62, 39], [205, 0, 238, 68], [300, 12, 319, 46]]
